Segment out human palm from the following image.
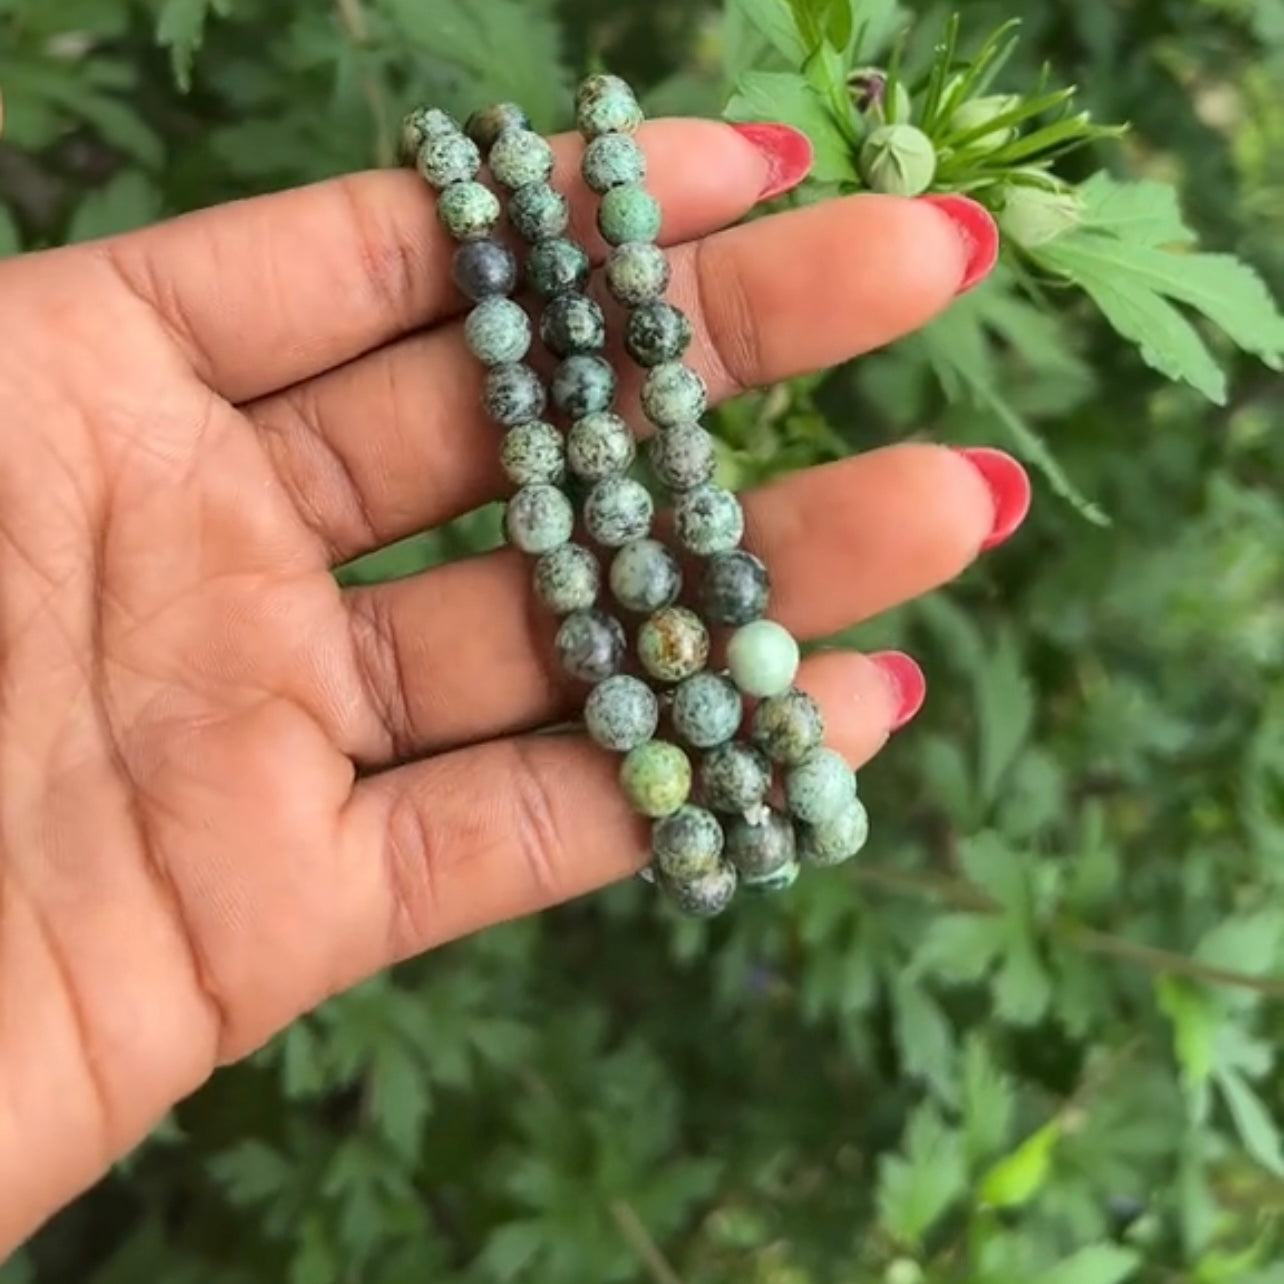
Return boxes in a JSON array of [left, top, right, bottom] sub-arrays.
[[0, 118, 1013, 1250]]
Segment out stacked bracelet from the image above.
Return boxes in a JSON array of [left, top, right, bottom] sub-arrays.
[[401, 77, 869, 918]]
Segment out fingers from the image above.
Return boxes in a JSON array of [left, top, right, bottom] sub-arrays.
[[342, 444, 996, 763], [250, 193, 974, 562], [102, 120, 774, 404]]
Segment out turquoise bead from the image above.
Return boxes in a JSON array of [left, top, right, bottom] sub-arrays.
[[584, 477, 654, 547], [699, 742, 772, 815], [556, 609, 627, 683], [465, 297, 531, 366], [727, 620, 800, 698], [464, 102, 531, 153], [582, 133, 647, 193], [625, 301, 692, 367], [620, 740, 692, 817], [575, 73, 645, 139], [504, 484, 574, 554], [605, 242, 670, 306], [672, 673, 743, 749], [659, 861, 738, 917], [799, 798, 869, 868], [416, 131, 481, 188], [567, 412, 636, 481], [540, 295, 606, 358], [652, 805, 724, 881], [609, 538, 682, 613], [585, 674, 659, 752], [483, 362, 546, 426], [553, 355, 617, 417], [648, 425, 717, 491], [526, 238, 591, 298], [700, 551, 770, 625], [488, 128, 555, 189], [741, 859, 800, 894], [508, 182, 570, 242], [400, 106, 458, 164], [534, 543, 600, 615], [785, 748, 856, 825], [500, 420, 564, 487], [641, 363, 708, 428], [725, 807, 796, 879], [598, 184, 662, 246], [638, 606, 709, 683], [675, 484, 745, 556], [436, 181, 501, 240], [751, 688, 825, 765]]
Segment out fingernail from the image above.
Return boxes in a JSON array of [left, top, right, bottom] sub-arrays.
[[919, 194, 1001, 294], [954, 447, 1033, 551], [730, 123, 815, 202], [869, 652, 927, 732]]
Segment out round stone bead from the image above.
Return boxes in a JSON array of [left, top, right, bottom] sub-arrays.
[[671, 673, 743, 749], [638, 606, 709, 683], [725, 807, 796, 880], [641, 363, 708, 428], [552, 355, 617, 417], [727, 620, 800, 698], [525, 238, 591, 298], [605, 242, 671, 306], [436, 180, 502, 240], [652, 805, 724, 881], [625, 301, 692, 367], [465, 297, 531, 366], [508, 182, 569, 242], [500, 420, 564, 486], [575, 73, 645, 139], [648, 425, 717, 491], [567, 412, 636, 481], [799, 798, 869, 868], [585, 674, 659, 752], [540, 295, 606, 358], [416, 131, 481, 188], [750, 688, 825, 765], [400, 106, 458, 163], [741, 860, 800, 894], [699, 742, 772, 814], [534, 542, 600, 615], [609, 539, 682, 613], [584, 476, 654, 547], [453, 239, 517, 301], [598, 184, 662, 246], [488, 128, 555, 189], [483, 363, 546, 426], [556, 609, 627, 683], [582, 132, 647, 193], [659, 861, 738, 917], [785, 748, 857, 825], [464, 102, 531, 153], [700, 550, 770, 626], [504, 484, 574, 554], [620, 740, 692, 817], [675, 484, 745, 556]]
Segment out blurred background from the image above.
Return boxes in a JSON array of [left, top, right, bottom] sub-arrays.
[[1, 1, 1282, 1280]]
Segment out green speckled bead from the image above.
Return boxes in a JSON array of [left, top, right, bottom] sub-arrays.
[[675, 484, 745, 556], [648, 424, 717, 491], [641, 363, 708, 428], [567, 411, 636, 481], [625, 301, 692, 367], [750, 688, 825, 765], [785, 748, 857, 825], [726, 807, 796, 879], [799, 798, 869, 868], [659, 861, 738, 917], [699, 742, 772, 814], [436, 181, 502, 240], [741, 860, 800, 894], [500, 420, 564, 486], [416, 131, 481, 188], [652, 805, 724, 880], [727, 620, 800, 698], [605, 242, 671, 306], [700, 550, 770, 626], [620, 740, 692, 817], [465, 297, 532, 366], [504, 484, 574, 554], [534, 542, 600, 615], [598, 184, 662, 246], [672, 673, 743, 749], [488, 128, 555, 190], [575, 73, 645, 139], [464, 102, 531, 153], [552, 355, 617, 418], [582, 133, 647, 193], [483, 363, 546, 426], [584, 476, 654, 547], [556, 609, 627, 683], [609, 538, 682, 613], [508, 182, 570, 242], [400, 106, 458, 164], [453, 239, 518, 301], [540, 295, 606, 358], [638, 606, 709, 683], [525, 238, 592, 299], [585, 674, 659, 752]]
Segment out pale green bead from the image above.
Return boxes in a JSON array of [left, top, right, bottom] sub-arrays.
[[400, 106, 458, 164], [488, 128, 555, 189], [534, 542, 599, 614], [508, 182, 569, 242], [416, 131, 481, 188], [585, 674, 659, 752], [465, 297, 531, 366], [641, 362, 707, 428], [575, 73, 645, 139], [605, 242, 670, 306], [727, 620, 800, 698], [598, 184, 662, 246], [750, 688, 825, 764], [567, 412, 636, 481], [648, 424, 717, 491], [582, 133, 647, 193], [672, 673, 743, 749], [620, 740, 692, 817], [675, 484, 744, 556], [785, 748, 856, 825], [584, 477, 654, 548], [464, 102, 530, 154], [799, 798, 869, 868], [436, 181, 502, 240], [504, 484, 574, 554], [500, 420, 564, 487], [609, 538, 682, 613]]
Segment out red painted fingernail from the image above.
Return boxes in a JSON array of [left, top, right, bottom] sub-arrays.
[[919, 194, 1001, 294], [730, 123, 815, 202], [869, 652, 927, 732], [954, 447, 1033, 550]]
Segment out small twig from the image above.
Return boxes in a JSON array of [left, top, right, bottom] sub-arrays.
[[608, 1200, 686, 1284], [334, 0, 395, 168]]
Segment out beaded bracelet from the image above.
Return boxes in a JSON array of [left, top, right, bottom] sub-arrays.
[[400, 77, 870, 917]]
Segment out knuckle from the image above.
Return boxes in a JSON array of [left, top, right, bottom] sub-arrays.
[[693, 235, 763, 396], [506, 740, 566, 906], [346, 589, 415, 761]]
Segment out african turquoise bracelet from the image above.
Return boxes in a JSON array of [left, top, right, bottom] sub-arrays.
[[400, 76, 869, 918]]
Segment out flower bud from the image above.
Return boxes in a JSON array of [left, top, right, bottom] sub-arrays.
[[949, 93, 1023, 151], [996, 177, 1085, 248], [859, 124, 937, 196], [848, 67, 913, 125]]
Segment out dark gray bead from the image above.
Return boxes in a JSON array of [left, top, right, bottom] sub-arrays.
[[567, 411, 636, 481], [556, 609, 627, 683], [584, 476, 654, 547], [598, 184, 662, 246], [648, 424, 717, 491], [436, 181, 502, 240], [465, 297, 531, 366], [605, 242, 670, 306], [799, 798, 869, 868], [751, 688, 825, 765], [609, 538, 682, 613], [652, 805, 724, 881], [672, 673, 743, 749], [641, 362, 708, 428], [699, 742, 773, 814], [534, 543, 600, 614], [539, 295, 606, 358], [700, 550, 770, 625], [659, 861, 738, 917], [575, 73, 645, 139], [582, 132, 647, 193], [483, 363, 546, 426], [453, 239, 517, 301], [525, 238, 592, 298], [500, 420, 564, 486], [552, 355, 617, 417], [504, 484, 574, 554], [786, 749, 857, 825], [725, 807, 796, 879], [508, 182, 570, 242], [465, 102, 531, 154], [625, 301, 692, 367], [584, 674, 659, 752], [638, 606, 709, 683], [675, 484, 745, 556], [489, 128, 555, 189], [416, 131, 481, 188]]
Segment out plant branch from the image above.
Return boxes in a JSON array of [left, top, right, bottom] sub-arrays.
[[609, 1200, 686, 1284], [334, 0, 394, 168]]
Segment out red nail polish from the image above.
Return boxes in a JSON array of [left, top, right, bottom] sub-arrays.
[[954, 447, 1033, 551], [869, 651, 927, 732], [730, 123, 815, 202], [919, 194, 1001, 294]]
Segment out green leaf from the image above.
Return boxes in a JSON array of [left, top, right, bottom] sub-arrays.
[[0, 207, 20, 258], [156, 0, 231, 92], [1077, 172, 1196, 246], [1217, 1069, 1284, 1177], [731, 0, 809, 64], [962, 1035, 1016, 1164], [960, 832, 1028, 914], [892, 975, 959, 1106], [0, 1253, 33, 1284], [993, 932, 1052, 1026], [67, 171, 162, 243], [1194, 909, 1284, 984], [912, 912, 1006, 984], [979, 1118, 1064, 1209], [1156, 976, 1219, 1120], [209, 1140, 293, 1207], [974, 629, 1035, 807], [1040, 1244, 1142, 1284], [368, 1039, 432, 1164], [725, 71, 855, 182], [477, 1220, 546, 1282], [876, 1105, 967, 1246]]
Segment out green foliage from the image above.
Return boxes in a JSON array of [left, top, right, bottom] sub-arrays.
[[3, 0, 1284, 1281]]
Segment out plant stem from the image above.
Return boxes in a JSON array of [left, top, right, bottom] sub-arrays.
[[334, 0, 394, 168], [609, 1200, 686, 1284]]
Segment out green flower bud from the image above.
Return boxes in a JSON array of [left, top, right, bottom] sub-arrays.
[[949, 93, 1023, 151], [997, 177, 1085, 249], [884, 1261, 925, 1284], [859, 124, 937, 196], [848, 67, 913, 125]]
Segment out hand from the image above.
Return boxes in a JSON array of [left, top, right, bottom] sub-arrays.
[[0, 117, 1018, 1251]]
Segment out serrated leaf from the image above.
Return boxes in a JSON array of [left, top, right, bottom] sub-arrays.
[[1156, 976, 1218, 1120], [962, 1036, 1016, 1164], [912, 912, 1007, 984], [730, 0, 809, 65], [1195, 909, 1284, 983], [876, 1105, 967, 1245], [960, 833, 1028, 914], [369, 1040, 432, 1164], [1217, 1069, 1284, 1177], [993, 933, 1052, 1025], [157, 0, 231, 91], [1041, 1244, 1142, 1284], [892, 975, 959, 1106], [209, 1140, 293, 1207], [974, 629, 1035, 806], [725, 71, 855, 181], [979, 1118, 1064, 1209], [1078, 172, 1196, 246]]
